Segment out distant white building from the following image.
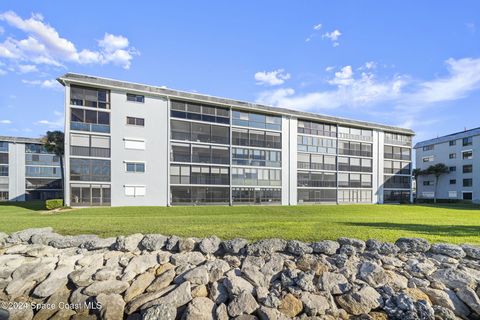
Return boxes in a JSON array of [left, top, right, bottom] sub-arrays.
[[414, 128, 480, 203], [0, 136, 63, 201]]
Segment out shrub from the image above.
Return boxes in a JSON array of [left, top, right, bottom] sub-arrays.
[[45, 199, 64, 210]]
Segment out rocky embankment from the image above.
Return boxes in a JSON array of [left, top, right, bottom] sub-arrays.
[[0, 229, 479, 320]]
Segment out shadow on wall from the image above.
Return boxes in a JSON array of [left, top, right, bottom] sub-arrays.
[[342, 222, 480, 238]]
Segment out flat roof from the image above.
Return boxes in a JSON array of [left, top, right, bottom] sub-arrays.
[[414, 127, 480, 149], [58, 73, 414, 136], [0, 136, 43, 144]]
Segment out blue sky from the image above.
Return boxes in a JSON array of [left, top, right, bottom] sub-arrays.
[[0, 1, 479, 143]]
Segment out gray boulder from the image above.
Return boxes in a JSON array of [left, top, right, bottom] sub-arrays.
[[335, 285, 383, 315], [141, 234, 168, 251], [8, 227, 54, 243], [222, 238, 248, 254], [199, 236, 221, 254], [246, 239, 287, 256], [183, 297, 215, 320], [461, 244, 480, 259], [49, 234, 99, 249], [338, 237, 366, 252], [311, 240, 339, 255], [286, 240, 313, 256], [142, 303, 176, 320], [395, 238, 431, 253], [430, 243, 466, 259], [115, 233, 144, 251], [227, 290, 259, 317], [318, 271, 351, 294]]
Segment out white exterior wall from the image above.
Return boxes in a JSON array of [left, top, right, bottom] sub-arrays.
[[375, 131, 384, 204], [110, 90, 169, 206], [8, 142, 25, 201], [288, 117, 298, 205], [63, 84, 71, 206]]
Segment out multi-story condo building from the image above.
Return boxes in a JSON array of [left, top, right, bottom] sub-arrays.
[[414, 128, 480, 203], [0, 136, 63, 201], [58, 73, 414, 207]]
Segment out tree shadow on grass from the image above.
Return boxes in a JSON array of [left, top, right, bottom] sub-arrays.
[[343, 222, 480, 238], [413, 203, 480, 211], [0, 200, 45, 211]]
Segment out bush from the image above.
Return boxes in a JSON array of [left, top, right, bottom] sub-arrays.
[[45, 199, 64, 210]]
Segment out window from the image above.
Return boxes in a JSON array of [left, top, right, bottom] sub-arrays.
[[171, 165, 229, 185], [463, 192, 473, 200], [0, 166, 9, 176], [463, 178, 473, 187], [423, 181, 432, 186], [232, 128, 281, 149], [127, 93, 145, 103], [449, 166, 456, 172], [70, 184, 110, 206], [384, 190, 410, 203], [449, 153, 456, 159], [338, 126, 373, 141], [298, 135, 336, 154], [232, 167, 281, 186], [0, 191, 9, 201], [70, 159, 111, 182], [297, 171, 336, 188], [232, 188, 281, 204], [70, 108, 110, 133], [339, 141, 372, 157], [171, 100, 230, 124], [126, 117, 145, 126], [171, 120, 229, 145], [171, 186, 230, 204], [462, 151, 473, 160], [0, 141, 8, 152], [422, 145, 434, 151], [232, 148, 281, 167], [70, 85, 110, 109], [449, 140, 456, 146], [232, 111, 281, 130], [70, 134, 111, 158], [384, 146, 410, 160], [463, 137, 473, 146], [298, 120, 337, 138], [422, 156, 434, 163], [297, 189, 337, 203], [463, 165, 473, 173], [0, 153, 8, 165], [384, 176, 410, 189], [125, 185, 146, 197], [338, 189, 372, 203], [126, 162, 145, 173], [124, 139, 145, 150], [449, 179, 456, 185]]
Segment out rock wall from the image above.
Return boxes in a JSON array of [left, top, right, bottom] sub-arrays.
[[0, 228, 479, 320]]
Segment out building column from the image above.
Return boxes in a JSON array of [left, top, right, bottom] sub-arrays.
[[8, 142, 26, 201]]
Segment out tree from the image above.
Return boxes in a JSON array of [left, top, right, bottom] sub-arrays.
[[42, 131, 65, 199], [412, 168, 423, 201], [423, 163, 449, 204]]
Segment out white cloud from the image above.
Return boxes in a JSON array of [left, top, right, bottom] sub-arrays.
[[0, 68, 6, 75], [0, 11, 139, 69], [254, 69, 291, 86], [22, 78, 62, 90], [322, 29, 342, 41], [313, 24, 322, 31], [322, 29, 342, 47], [35, 112, 63, 129], [325, 66, 335, 72], [0, 26, 4, 34], [0, 120, 12, 124], [255, 57, 480, 132], [406, 57, 480, 104], [18, 64, 38, 73]]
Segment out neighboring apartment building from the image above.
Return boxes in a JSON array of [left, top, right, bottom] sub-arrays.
[[0, 136, 63, 202], [58, 73, 414, 207], [414, 128, 480, 203]]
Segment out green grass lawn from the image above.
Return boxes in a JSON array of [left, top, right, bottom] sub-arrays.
[[1, 202, 479, 244]]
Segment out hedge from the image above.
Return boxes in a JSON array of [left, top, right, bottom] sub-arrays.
[[45, 199, 64, 210]]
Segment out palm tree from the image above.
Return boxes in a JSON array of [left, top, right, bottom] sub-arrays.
[[42, 131, 65, 199], [412, 168, 423, 201], [424, 163, 449, 204]]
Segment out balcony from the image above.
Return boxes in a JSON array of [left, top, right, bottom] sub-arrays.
[[384, 153, 411, 161], [70, 121, 110, 134], [71, 146, 111, 158]]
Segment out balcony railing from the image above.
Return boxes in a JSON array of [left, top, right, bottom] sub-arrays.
[[70, 121, 110, 133], [338, 133, 373, 142], [384, 138, 411, 146], [384, 153, 411, 161], [71, 146, 111, 158]]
